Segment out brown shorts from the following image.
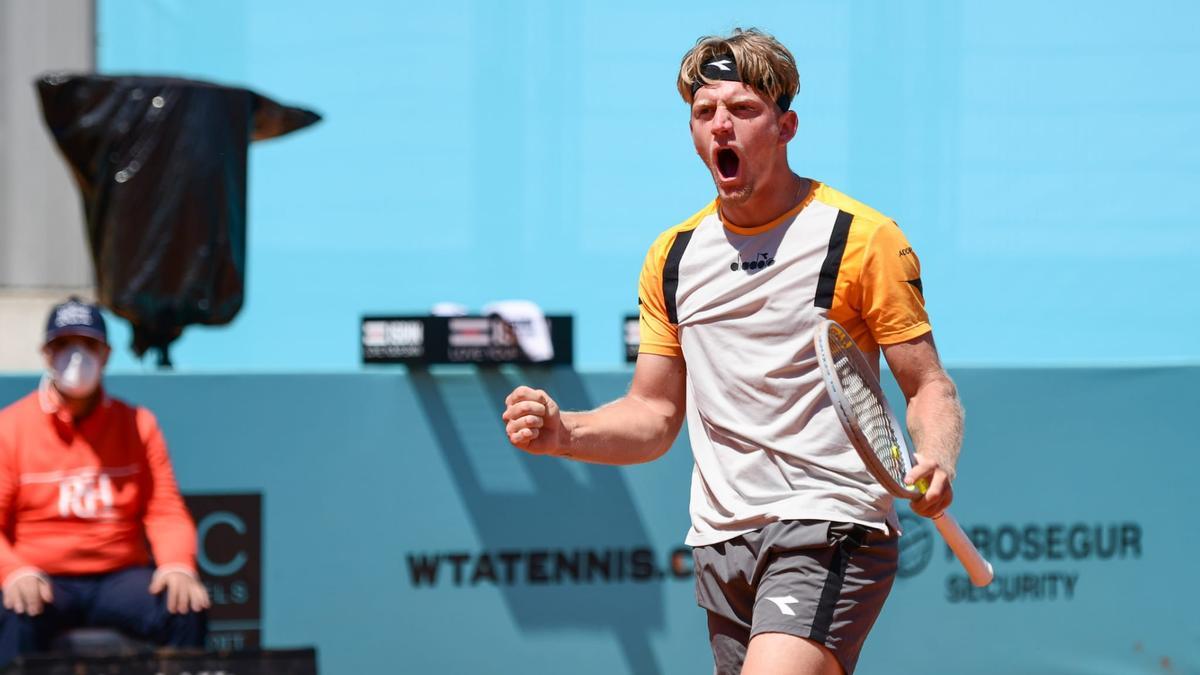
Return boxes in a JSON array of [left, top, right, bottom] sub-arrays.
[[693, 519, 898, 675]]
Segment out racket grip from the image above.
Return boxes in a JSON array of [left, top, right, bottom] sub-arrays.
[[932, 512, 994, 587]]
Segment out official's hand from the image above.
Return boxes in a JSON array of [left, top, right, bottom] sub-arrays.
[[904, 452, 954, 518], [2, 570, 53, 616], [149, 569, 211, 614], [502, 386, 565, 455]]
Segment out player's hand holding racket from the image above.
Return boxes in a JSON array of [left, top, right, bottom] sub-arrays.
[[502, 386, 566, 455], [905, 451, 953, 518], [814, 319, 994, 587]]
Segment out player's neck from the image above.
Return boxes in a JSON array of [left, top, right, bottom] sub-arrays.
[[720, 172, 809, 230]]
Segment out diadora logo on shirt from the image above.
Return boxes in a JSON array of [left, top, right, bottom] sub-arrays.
[[730, 251, 776, 273]]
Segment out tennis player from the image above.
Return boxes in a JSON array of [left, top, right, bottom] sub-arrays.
[[502, 28, 964, 675]]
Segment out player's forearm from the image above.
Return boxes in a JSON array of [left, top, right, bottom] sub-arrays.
[[557, 395, 682, 465], [906, 375, 964, 479]]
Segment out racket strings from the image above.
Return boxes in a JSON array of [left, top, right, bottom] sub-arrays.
[[831, 346, 906, 485]]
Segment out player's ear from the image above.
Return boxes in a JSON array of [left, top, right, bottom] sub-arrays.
[[778, 110, 798, 144]]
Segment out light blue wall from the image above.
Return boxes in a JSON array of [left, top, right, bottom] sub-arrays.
[[88, 0, 1200, 371], [0, 367, 1194, 674]]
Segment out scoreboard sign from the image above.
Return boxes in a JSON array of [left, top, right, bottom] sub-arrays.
[[361, 315, 573, 365]]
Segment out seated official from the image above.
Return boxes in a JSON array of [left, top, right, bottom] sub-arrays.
[[0, 298, 210, 666]]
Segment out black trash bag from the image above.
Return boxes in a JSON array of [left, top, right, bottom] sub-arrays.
[[35, 74, 321, 366]]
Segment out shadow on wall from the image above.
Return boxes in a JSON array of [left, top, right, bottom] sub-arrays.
[[410, 366, 665, 675]]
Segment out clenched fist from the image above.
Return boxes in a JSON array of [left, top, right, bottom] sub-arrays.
[[502, 386, 566, 455]]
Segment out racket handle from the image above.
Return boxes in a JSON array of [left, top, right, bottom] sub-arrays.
[[931, 511, 994, 587]]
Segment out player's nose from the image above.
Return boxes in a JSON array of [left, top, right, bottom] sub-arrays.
[[711, 107, 734, 134]]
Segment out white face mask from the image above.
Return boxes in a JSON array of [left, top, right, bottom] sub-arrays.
[[50, 345, 103, 398]]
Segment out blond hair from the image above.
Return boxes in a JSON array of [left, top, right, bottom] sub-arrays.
[[677, 28, 799, 109]]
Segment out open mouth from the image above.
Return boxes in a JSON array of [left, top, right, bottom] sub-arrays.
[[716, 148, 740, 180]]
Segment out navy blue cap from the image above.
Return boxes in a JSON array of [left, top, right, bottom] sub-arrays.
[[44, 297, 108, 346]]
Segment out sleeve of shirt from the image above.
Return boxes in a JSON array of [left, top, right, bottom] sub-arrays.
[[637, 232, 682, 357], [137, 409, 198, 572], [860, 221, 932, 345], [0, 419, 30, 582]]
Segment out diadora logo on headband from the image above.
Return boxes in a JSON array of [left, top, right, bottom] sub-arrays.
[[695, 54, 744, 86], [692, 53, 793, 112]]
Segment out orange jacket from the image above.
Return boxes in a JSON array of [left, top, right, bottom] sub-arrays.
[[0, 385, 197, 583]]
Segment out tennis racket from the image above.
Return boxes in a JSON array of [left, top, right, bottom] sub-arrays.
[[814, 319, 993, 587]]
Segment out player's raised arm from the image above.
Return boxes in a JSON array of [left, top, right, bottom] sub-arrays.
[[501, 353, 686, 465]]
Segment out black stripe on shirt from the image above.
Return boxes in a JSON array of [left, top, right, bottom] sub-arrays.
[[814, 210, 853, 309], [662, 230, 694, 325]]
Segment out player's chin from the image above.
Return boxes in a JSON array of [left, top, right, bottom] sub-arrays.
[[714, 179, 754, 204]]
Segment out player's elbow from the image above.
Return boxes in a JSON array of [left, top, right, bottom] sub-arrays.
[[628, 395, 684, 462], [907, 373, 964, 426], [920, 372, 961, 407], [941, 376, 964, 415], [649, 412, 685, 461]]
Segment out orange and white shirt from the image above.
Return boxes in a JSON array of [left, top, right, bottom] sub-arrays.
[[0, 384, 198, 583], [638, 181, 931, 545]]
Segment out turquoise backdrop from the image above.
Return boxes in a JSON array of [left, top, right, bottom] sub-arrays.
[[0, 368, 1193, 674]]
